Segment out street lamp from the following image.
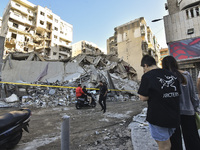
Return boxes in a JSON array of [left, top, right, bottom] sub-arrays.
[[151, 18, 163, 22]]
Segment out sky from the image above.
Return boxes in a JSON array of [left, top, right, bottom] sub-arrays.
[[0, 0, 168, 53]]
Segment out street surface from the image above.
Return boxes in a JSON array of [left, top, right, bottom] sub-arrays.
[[0, 100, 146, 150]]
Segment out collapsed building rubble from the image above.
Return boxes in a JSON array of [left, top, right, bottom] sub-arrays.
[[0, 52, 139, 107]]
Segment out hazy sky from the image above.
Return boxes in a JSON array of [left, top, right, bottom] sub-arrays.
[[0, 0, 168, 52]]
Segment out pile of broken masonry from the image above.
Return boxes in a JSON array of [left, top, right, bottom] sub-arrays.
[[0, 52, 139, 108]]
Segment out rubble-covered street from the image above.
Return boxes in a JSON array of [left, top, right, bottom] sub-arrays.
[[0, 52, 147, 150], [0, 100, 147, 150], [0, 52, 139, 108]]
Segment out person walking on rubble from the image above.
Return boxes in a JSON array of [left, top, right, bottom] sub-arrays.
[[138, 55, 181, 150], [98, 81, 108, 113], [76, 84, 86, 100], [162, 55, 200, 150]]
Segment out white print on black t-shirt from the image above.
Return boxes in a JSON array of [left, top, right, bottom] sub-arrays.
[[157, 75, 177, 91], [163, 92, 179, 98]]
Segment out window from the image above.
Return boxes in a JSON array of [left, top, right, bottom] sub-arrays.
[[11, 33, 17, 39], [55, 19, 58, 23], [54, 35, 57, 39], [13, 23, 18, 28], [187, 28, 194, 35], [53, 52, 57, 55], [40, 20, 44, 25], [24, 47, 28, 52], [186, 10, 189, 19], [196, 7, 199, 16], [40, 11, 45, 16], [15, 3, 20, 7], [190, 9, 194, 18], [54, 27, 58, 31], [60, 31, 63, 34]]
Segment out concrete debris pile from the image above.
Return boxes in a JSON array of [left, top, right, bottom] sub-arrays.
[[0, 52, 139, 107], [129, 108, 158, 150]]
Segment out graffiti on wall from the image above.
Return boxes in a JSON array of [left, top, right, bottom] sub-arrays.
[[168, 37, 200, 60]]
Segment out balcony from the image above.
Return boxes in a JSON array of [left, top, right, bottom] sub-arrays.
[[10, 1, 34, 17], [10, 11, 34, 26]]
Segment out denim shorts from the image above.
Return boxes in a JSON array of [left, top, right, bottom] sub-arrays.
[[148, 123, 175, 141]]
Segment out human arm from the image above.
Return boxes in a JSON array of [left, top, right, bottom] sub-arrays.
[[138, 74, 149, 101], [103, 86, 108, 97], [139, 95, 149, 101], [80, 88, 86, 95]]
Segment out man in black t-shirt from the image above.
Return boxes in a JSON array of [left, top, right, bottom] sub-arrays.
[[138, 55, 181, 150], [98, 81, 108, 113]]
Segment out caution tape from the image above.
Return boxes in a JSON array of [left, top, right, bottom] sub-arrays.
[[0, 81, 137, 93]]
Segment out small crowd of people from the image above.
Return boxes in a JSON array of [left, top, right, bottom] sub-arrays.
[[138, 55, 200, 150], [75, 81, 108, 113], [75, 54, 200, 150]]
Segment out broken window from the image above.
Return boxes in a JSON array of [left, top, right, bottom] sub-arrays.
[[15, 3, 20, 7], [40, 20, 44, 25], [13, 23, 18, 28], [11, 33, 17, 39], [40, 11, 45, 16], [29, 17, 33, 21], [47, 33, 51, 38], [55, 19, 58, 23], [54, 27, 58, 31], [24, 47, 28, 52]]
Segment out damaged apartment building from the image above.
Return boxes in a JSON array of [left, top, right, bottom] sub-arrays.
[[0, 0, 73, 60], [72, 40, 103, 57], [107, 17, 160, 79]]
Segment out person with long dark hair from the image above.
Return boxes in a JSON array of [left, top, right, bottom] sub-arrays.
[[162, 55, 200, 150]]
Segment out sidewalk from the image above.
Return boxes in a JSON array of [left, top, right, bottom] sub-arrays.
[[129, 108, 158, 150], [128, 108, 196, 150]]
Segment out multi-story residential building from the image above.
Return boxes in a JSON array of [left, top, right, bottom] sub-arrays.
[[72, 40, 103, 57], [159, 48, 169, 67], [164, 0, 200, 60], [160, 48, 169, 60], [164, 0, 200, 85], [0, 0, 73, 60], [107, 17, 160, 79]]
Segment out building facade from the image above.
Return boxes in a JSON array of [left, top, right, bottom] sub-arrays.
[[0, 0, 73, 60], [72, 40, 103, 57], [164, 0, 200, 60], [164, 0, 200, 88], [107, 17, 160, 79]]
